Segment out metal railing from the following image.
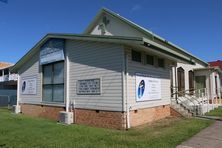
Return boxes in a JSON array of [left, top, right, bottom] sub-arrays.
[[0, 74, 18, 82], [171, 88, 221, 116], [171, 89, 203, 115]]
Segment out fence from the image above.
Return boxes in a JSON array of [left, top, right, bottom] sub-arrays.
[[0, 89, 17, 108], [0, 95, 17, 108]]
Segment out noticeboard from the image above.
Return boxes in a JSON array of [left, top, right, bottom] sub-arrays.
[[77, 78, 101, 95]]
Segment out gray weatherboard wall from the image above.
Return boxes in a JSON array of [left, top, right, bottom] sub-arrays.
[[18, 49, 42, 104], [125, 48, 172, 110], [67, 40, 124, 112], [18, 39, 125, 112], [17, 38, 173, 113]]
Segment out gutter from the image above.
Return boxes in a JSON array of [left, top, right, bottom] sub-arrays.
[[124, 51, 130, 129], [10, 34, 143, 72], [66, 49, 70, 112], [16, 74, 20, 106], [142, 38, 195, 64]]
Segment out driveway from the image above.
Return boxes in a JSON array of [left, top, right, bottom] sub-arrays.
[[177, 121, 222, 148]]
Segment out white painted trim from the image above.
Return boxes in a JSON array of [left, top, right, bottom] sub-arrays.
[[66, 52, 70, 112], [125, 52, 130, 129], [122, 48, 125, 112], [16, 74, 20, 105]]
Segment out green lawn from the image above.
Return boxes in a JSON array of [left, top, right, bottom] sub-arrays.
[[205, 107, 222, 117], [0, 108, 213, 148]]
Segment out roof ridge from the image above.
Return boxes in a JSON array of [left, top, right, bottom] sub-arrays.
[[85, 8, 208, 66]]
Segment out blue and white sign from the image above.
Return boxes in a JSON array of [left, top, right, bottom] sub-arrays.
[[40, 39, 65, 65], [21, 76, 37, 95], [137, 80, 145, 99], [136, 74, 161, 102]]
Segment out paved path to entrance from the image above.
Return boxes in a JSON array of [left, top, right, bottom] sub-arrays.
[[177, 121, 222, 148]]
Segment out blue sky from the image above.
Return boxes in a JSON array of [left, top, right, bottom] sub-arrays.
[[0, 0, 221, 63]]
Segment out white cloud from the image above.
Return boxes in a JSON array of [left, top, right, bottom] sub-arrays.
[[131, 4, 142, 12]]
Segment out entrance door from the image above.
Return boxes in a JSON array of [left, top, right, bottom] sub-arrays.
[[189, 70, 194, 95], [177, 67, 185, 96], [195, 76, 206, 96]]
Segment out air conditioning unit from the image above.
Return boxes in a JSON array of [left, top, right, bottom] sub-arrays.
[[59, 111, 73, 125], [12, 105, 21, 114]]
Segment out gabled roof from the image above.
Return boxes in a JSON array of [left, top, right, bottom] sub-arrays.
[[84, 8, 209, 67], [11, 33, 197, 72]]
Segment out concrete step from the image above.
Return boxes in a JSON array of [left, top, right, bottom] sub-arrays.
[[171, 101, 193, 117]]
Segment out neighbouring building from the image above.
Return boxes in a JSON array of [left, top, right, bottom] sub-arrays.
[[209, 60, 222, 70], [11, 8, 221, 129], [209, 60, 222, 95], [0, 62, 17, 107]]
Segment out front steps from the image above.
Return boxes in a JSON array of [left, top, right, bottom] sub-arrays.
[[171, 100, 193, 117]]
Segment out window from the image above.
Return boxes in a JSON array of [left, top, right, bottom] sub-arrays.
[[4, 69, 9, 75], [132, 50, 141, 62], [43, 62, 64, 103], [146, 55, 154, 65], [158, 58, 165, 68]]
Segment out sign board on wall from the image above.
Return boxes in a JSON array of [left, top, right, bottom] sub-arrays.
[[21, 76, 37, 95], [136, 74, 161, 102], [77, 78, 101, 95], [40, 39, 65, 65]]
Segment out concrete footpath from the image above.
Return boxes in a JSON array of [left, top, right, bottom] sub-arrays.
[[177, 121, 222, 148]]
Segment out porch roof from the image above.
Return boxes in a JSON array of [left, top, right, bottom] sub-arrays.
[[194, 67, 222, 75]]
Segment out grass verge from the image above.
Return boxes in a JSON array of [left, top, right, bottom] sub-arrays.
[[0, 108, 213, 148], [205, 106, 222, 117]]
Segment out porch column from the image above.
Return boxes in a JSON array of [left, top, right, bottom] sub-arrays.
[[171, 66, 178, 101]]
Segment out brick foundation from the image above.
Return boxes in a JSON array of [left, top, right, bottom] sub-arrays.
[[130, 105, 171, 127], [20, 104, 171, 129], [74, 109, 126, 129], [21, 104, 65, 121]]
